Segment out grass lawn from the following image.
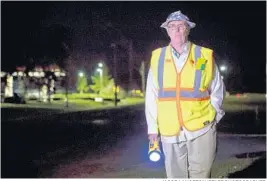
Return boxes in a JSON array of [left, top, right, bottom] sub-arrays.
[[1, 93, 265, 125], [223, 93, 265, 112], [0, 97, 144, 111], [0, 97, 144, 121], [1, 93, 265, 111]]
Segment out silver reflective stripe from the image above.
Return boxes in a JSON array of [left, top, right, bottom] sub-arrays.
[[159, 90, 176, 98], [158, 45, 209, 99], [194, 46, 202, 90], [194, 45, 201, 62], [180, 90, 209, 98], [194, 69, 202, 90], [158, 47, 166, 97]]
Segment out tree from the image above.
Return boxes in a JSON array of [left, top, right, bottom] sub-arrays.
[[139, 60, 146, 94], [99, 79, 127, 99], [76, 75, 89, 94], [90, 73, 127, 99], [89, 62, 112, 94]]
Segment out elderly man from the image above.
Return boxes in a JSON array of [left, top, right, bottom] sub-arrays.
[[145, 10, 225, 178]]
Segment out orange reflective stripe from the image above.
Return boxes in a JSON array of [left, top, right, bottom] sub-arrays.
[[180, 88, 194, 91], [176, 74, 184, 127], [162, 88, 208, 93], [163, 88, 176, 91], [158, 97, 176, 101], [173, 48, 186, 128], [180, 96, 210, 101], [163, 87, 199, 92]]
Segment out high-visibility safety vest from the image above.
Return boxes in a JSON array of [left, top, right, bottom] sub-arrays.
[[150, 43, 216, 136]]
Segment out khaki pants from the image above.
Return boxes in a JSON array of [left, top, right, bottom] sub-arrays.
[[161, 126, 217, 178]]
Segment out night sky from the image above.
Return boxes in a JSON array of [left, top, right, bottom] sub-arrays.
[[1, 1, 266, 93]]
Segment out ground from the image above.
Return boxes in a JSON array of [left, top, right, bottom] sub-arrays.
[[1, 93, 266, 178]]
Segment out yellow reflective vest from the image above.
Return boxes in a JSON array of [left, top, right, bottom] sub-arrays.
[[150, 43, 216, 136]]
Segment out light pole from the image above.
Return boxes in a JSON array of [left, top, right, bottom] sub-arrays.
[[96, 68, 103, 93], [77, 71, 85, 94], [111, 43, 118, 106]]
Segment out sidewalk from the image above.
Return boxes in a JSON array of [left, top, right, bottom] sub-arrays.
[[49, 130, 266, 178]]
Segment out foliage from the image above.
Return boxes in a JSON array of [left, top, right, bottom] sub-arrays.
[[89, 62, 112, 94], [76, 75, 89, 94]]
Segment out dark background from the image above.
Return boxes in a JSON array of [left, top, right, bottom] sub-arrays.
[[1, 1, 266, 93]]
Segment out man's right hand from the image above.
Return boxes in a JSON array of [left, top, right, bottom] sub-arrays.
[[148, 134, 158, 142]]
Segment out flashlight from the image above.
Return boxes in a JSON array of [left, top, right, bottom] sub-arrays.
[[148, 139, 162, 162]]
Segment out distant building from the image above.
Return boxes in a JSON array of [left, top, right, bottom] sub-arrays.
[[1, 64, 66, 100]]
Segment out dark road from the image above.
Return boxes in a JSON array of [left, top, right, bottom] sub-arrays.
[[1, 104, 266, 178], [1, 105, 146, 178]]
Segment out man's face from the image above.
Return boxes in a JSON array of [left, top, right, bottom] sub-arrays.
[[166, 20, 189, 44]]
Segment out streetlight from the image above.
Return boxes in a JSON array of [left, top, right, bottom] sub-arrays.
[[220, 65, 227, 72], [98, 62, 103, 68], [97, 68, 103, 93], [78, 72, 84, 77]]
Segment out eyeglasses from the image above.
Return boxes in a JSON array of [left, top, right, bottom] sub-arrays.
[[167, 24, 187, 31]]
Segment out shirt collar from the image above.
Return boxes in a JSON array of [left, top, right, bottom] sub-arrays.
[[170, 41, 190, 55]]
